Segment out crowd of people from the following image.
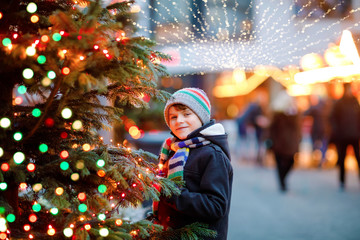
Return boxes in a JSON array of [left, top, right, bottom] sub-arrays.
[[235, 82, 360, 192]]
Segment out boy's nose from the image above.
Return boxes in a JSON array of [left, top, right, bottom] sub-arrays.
[[176, 114, 184, 123]]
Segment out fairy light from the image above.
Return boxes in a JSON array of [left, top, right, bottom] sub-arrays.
[[79, 55, 85, 60], [72, 120, 83, 130], [98, 213, 106, 221], [41, 35, 49, 42], [97, 169, 106, 177], [2, 38, 11, 47], [93, 45, 99, 50], [96, 159, 105, 167], [24, 224, 31, 231], [47, 70, 56, 79], [50, 208, 59, 215], [30, 14, 39, 23], [47, 225, 56, 236], [99, 228, 109, 237], [60, 150, 69, 159], [37, 55, 46, 64], [32, 183, 42, 192], [0, 183, 7, 191], [26, 2, 37, 13], [13, 152, 25, 164], [115, 219, 123, 226], [14, 97, 23, 105], [78, 204, 87, 212], [63, 228, 73, 237], [19, 182, 27, 190], [29, 214, 37, 223], [27, 163, 36, 172], [52, 33, 62, 41], [82, 143, 90, 151], [0, 147, 3, 157], [0, 118, 10, 128], [23, 68, 34, 79], [26, 46, 36, 56], [84, 224, 91, 231], [13, 132, 23, 141], [55, 187, 64, 195], [41, 77, 51, 86], [32, 202, 41, 212], [1, 163, 9, 172], [71, 173, 80, 181], [39, 143, 48, 152], [98, 185, 107, 193], [32, 108, 41, 117], [61, 108, 72, 119], [78, 192, 86, 201], [60, 161, 69, 170]]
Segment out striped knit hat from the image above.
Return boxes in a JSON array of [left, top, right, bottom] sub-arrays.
[[164, 88, 211, 127]]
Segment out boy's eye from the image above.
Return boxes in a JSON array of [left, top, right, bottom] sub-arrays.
[[170, 116, 177, 120]]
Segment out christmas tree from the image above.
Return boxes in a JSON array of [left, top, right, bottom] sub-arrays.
[[0, 0, 196, 239]]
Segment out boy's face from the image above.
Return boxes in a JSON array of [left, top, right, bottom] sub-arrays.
[[168, 105, 202, 140]]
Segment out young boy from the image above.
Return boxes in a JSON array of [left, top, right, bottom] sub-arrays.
[[155, 88, 233, 240]]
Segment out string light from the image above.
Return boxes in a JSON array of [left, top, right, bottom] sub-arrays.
[[37, 55, 46, 64], [71, 173, 80, 181], [1, 163, 10, 172], [63, 228, 73, 237], [30, 14, 39, 23], [96, 159, 105, 167], [0, 118, 10, 128], [18, 85, 27, 94], [60, 161, 69, 170], [55, 187, 64, 195], [47, 70, 56, 79], [24, 224, 31, 231], [60, 150, 69, 159], [0, 148, 3, 157], [29, 214, 37, 223], [99, 228, 109, 237], [26, 2, 37, 13], [39, 143, 48, 153], [41, 77, 52, 86], [32, 108, 41, 117], [13, 132, 23, 141], [72, 120, 83, 130], [32, 202, 41, 212], [27, 163, 36, 172], [22, 68, 34, 79], [0, 183, 7, 191], [13, 152, 25, 164], [52, 33, 62, 41], [84, 224, 91, 231], [78, 204, 87, 212], [61, 108, 72, 119], [14, 97, 23, 105], [26, 46, 36, 56], [98, 185, 107, 193], [41, 35, 49, 42], [78, 192, 86, 201], [44, 117, 55, 127], [97, 169, 106, 177], [19, 182, 27, 190], [2, 38, 11, 47]]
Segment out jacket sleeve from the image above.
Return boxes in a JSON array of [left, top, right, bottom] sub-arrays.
[[163, 149, 232, 220]]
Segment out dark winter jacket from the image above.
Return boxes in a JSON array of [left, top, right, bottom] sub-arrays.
[[330, 95, 360, 141], [269, 112, 301, 156], [157, 120, 233, 240]]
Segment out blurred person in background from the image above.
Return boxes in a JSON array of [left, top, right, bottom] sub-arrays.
[[303, 94, 332, 168], [269, 88, 301, 192], [329, 83, 360, 190]]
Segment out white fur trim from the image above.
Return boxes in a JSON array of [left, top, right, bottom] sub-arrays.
[[200, 123, 226, 136]]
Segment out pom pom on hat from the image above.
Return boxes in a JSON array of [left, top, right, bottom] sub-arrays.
[[164, 88, 211, 127]]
